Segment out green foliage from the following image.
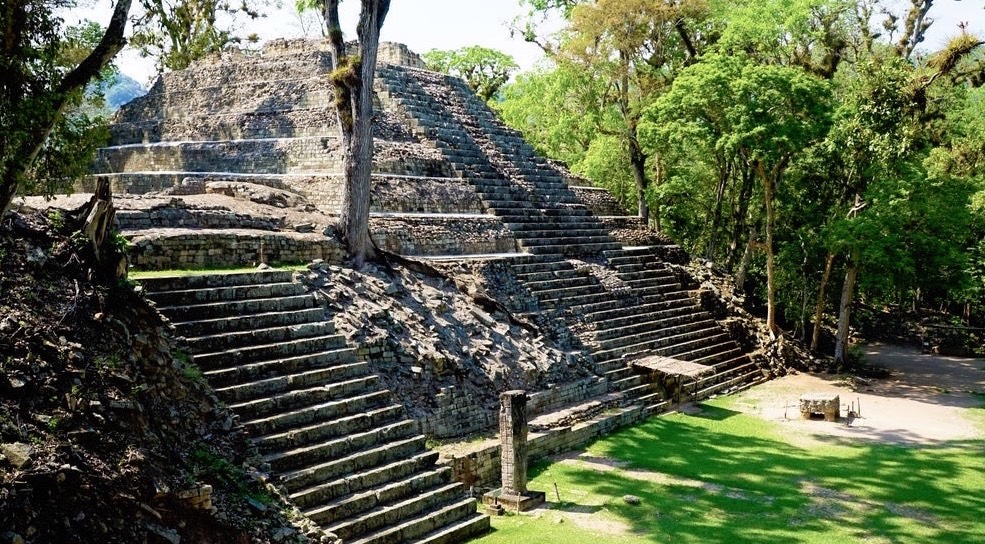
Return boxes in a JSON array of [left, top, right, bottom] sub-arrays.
[[423, 46, 518, 102], [131, 0, 269, 72]]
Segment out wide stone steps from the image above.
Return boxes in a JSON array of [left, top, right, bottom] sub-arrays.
[[594, 319, 717, 352], [593, 311, 712, 342], [347, 498, 482, 544], [144, 268, 485, 544], [590, 304, 701, 333], [525, 242, 624, 256], [324, 482, 465, 541], [255, 404, 405, 454], [244, 389, 394, 437], [172, 307, 327, 337], [593, 325, 726, 363], [305, 466, 453, 526], [521, 275, 596, 294], [290, 450, 440, 509], [513, 268, 585, 283], [264, 418, 418, 473], [192, 334, 349, 370], [183, 321, 337, 353], [155, 294, 317, 321], [205, 348, 360, 389], [280, 434, 428, 492]]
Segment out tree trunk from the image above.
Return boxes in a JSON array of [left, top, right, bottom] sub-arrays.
[[758, 160, 779, 334], [652, 153, 662, 232], [325, 0, 390, 268], [630, 134, 649, 225], [734, 222, 758, 293], [834, 248, 860, 365], [0, 0, 132, 217], [726, 159, 754, 271], [810, 251, 836, 351], [706, 157, 730, 261]]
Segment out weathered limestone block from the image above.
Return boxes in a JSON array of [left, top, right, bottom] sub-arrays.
[[800, 392, 840, 421]]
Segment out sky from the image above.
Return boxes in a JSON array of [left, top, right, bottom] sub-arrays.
[[69, 0, 985, 87]]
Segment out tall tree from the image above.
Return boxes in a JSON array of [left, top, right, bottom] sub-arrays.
[[423, 46, 519, 102], [562, 0, 708, 225], [324, 0, 390, 268], [1, 0, 132, 218], [131, 0, 267, 72]]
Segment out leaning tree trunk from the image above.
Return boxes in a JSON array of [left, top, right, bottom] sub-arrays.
[[0, 0, 132, 218], [325, 0, 390, 268], [629, 127, 649, 226], [834, 248, 860, 366]]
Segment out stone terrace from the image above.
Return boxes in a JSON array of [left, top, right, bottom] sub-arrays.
[[90, 39, 767, 544]]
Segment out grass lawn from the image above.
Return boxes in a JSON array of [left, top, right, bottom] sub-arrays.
[[477, 398, 985, 544]]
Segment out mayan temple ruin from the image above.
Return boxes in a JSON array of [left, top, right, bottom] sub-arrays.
[[87, 39, 766, 544]]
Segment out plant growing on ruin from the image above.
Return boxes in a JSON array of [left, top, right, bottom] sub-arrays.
[[423, 46, 519, 102]]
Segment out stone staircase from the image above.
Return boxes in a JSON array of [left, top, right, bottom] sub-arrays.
[[140, 271, 489, 544], [376, 65, 622, 257]]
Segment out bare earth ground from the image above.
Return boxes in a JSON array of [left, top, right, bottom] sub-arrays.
[[732, 343, 985, 446], [529, 344, 985, 536]]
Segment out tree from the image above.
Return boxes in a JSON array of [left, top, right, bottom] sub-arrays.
[[561, 0, 708, 225], [423, 46, 519, 102], [1, 0, 132, 218], [645, 53, 832, 332], [131, 0, 267, 72], [323, 0, 390, 268]]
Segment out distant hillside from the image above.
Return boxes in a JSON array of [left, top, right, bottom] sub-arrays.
[[102, 72, 147, 110]]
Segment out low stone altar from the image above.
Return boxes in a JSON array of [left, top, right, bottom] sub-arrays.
[[799, 392, 840, 421]]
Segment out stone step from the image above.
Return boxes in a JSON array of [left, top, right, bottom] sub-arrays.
[[205, 348, 360, 389], [520, 276, 596, 294], [172, 307, 326, 337], [289, 451, 440, 509], [157, 293, 317, 321], [513, 228, 612, 240], [513, 268, 584, 283], [145, 281, 305, 307], [324, 482, 464, 541], [525, 242, 623, 256], [641, 289, 693, 304], [265, 418, 418, 473], [255, 404, 404, 454], [581, 296, 696, 322], [591, 305, 702, 333], [529, 283, 607, 304], [507, 259, 568, 275], [305, 466, 453, 526], [346, 497, 480, 544], [537, 289, 615, 310], [192, 334, 349, 370], [519, 236, 619, 248], [244, 389, 393, 437], [215, 360, 370, 404], [184, 321, 337, 353], [280, 434, 427, 492], [505, 220, 608, 232], [230, 375, 380, 421], [594, 314, 714, 344], [661, 337, 734, 361], [616, 269, 677, 282], [140, 270, 297, 292], [414, 513, 491, 544], [593, 326, 726, 362]]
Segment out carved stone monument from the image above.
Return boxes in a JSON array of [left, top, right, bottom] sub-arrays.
[[799, 392, 840, 422], [483, 390, 545, 512]]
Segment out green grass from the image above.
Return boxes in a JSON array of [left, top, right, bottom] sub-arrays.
[[479, 399, 985, 544], [128, 264, 307, 280]]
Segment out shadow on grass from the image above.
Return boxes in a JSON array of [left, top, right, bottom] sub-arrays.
[[523, 404, 985, 544]]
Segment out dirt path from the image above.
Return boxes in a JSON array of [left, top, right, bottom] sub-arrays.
[[731, 343, 985, 445]]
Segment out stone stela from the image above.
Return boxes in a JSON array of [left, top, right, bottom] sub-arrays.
[[483, 390, 545, 513]]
